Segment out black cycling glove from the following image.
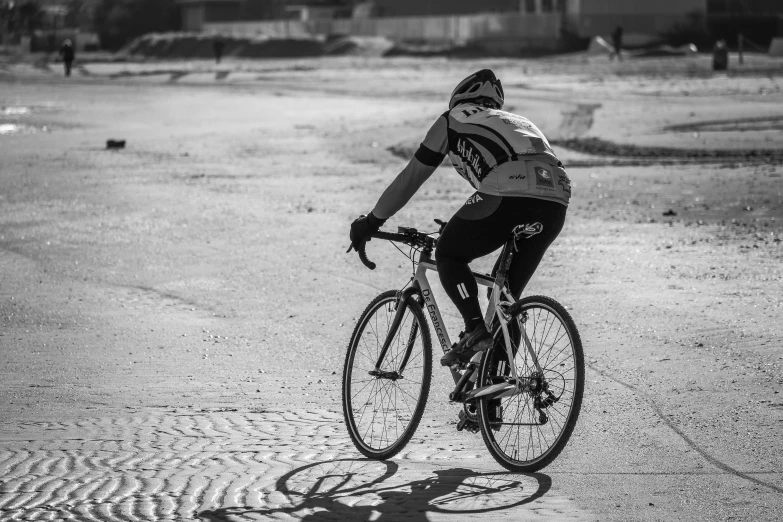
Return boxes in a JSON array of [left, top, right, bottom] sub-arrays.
[[348, 212, 387, 252]]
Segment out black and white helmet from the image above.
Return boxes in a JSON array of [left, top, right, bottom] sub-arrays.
[[449, 69, 504, 110]]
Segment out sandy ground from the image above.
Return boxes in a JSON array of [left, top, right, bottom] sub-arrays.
[[1, 53, 782, 521]]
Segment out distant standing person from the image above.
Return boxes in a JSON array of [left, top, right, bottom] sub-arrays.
[[213, 37, 225, 64], [60, 39, 75, 76], [610, 26, 623, 61]]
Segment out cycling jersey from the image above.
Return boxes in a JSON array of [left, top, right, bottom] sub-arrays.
[[373, 104, 571, 219]]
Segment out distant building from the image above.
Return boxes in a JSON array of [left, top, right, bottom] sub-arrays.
[[179, 0, 782, 49], [176, 0, 356, 30], [285, 3, 354, 21], [564, 0, 708, 36], [177, 0, 244, 32], [704, 0, 782, 46], [2, 0, 100, 51], [706, 0, 781, 15], [36, 0, 99, 28], [367, 0, 525, 17]]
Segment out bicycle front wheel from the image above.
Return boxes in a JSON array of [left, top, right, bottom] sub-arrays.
[[342, 290, 432, 459], [478, 295, 584, 472]]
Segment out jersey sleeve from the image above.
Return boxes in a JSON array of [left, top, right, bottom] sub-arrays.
[[372, 157, 438, 219], [416, 113, 449, 162], [371, 115, 449, 220]]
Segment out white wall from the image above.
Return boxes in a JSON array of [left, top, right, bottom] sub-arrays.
[[576, 0, 706, 15], [206, 13, 562, 46]]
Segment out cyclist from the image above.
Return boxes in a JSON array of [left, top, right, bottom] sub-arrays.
[[349, 69, 570, 367]]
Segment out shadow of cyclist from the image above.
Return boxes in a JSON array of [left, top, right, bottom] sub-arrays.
[[198, 459, 551, 521]]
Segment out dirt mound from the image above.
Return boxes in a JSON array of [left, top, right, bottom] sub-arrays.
[[383, 41, 480, 58], [121, 33, 395, 59], [588, 35, 699, 57], [324, 35, 395, 56], [122, 33, 323, 59], [552, 137, 783, 163], [391, 137, 783, 168]]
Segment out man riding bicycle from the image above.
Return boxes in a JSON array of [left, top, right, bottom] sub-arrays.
[[349, 69, 571, 367]]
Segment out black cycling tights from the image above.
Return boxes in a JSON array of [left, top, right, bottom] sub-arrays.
[[435, 194, 567, 329]]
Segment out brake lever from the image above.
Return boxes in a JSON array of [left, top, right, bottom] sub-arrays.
[[434, 218, 447, 233]]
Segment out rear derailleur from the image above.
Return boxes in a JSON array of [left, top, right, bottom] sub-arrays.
[[530, 371, 559, 425]]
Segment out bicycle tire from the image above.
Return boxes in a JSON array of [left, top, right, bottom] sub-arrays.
[[477, 295, 584, 472], [342, 290, 432, 459]]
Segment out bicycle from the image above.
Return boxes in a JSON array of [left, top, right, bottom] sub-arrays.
[[342, 219, 584, 472]]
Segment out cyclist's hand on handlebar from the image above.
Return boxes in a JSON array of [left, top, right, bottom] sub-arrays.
[[347, 212, 386, 253], [347, 212, 387, 270]]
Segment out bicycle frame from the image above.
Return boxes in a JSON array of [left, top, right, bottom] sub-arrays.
[[371, 231, 545, 397], [413, 253, 514, 386]]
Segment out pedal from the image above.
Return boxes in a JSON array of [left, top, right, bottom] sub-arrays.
[[456, 410, 468, 431], [456, 410, 479, 433]]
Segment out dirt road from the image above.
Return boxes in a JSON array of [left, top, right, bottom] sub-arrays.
[[1, 55, 782, 520]]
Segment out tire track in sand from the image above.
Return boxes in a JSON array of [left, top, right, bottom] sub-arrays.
[[587, 363, 783, 494]]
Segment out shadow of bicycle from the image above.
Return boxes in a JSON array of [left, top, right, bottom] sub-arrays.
[[198, 458, 551, 521]]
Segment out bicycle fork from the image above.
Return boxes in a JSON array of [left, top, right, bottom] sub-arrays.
[[369, 285, 421, 381]]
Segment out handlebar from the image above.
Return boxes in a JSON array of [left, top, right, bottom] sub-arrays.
[[356, 241, 376, 270], [356, 226, 438, 270]]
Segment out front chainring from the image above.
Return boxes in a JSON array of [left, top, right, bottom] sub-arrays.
[[463, 402, 479, 423]]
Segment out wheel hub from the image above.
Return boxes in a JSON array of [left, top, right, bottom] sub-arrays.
[[368, 369, 402, 381], [529, 371, 545, 393]]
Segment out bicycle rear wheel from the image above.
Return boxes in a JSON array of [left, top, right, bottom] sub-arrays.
[[477, 295, 584, 472], [342, 290, 432, 459]]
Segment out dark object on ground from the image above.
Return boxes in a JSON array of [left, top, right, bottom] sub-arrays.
[[713, 40, 728, 71], [106, 140, 126, 149], [663, 209, 678, 216]]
